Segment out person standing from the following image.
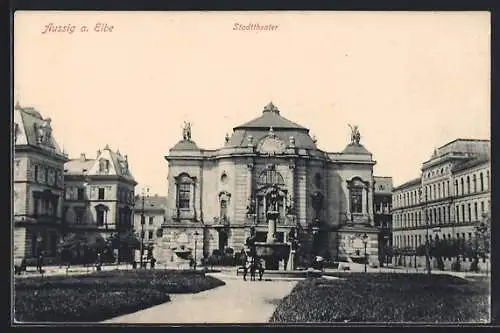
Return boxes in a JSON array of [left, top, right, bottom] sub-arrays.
[[36, 252, 44, 273]]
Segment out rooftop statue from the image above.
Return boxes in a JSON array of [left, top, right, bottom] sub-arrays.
[[183, 121, 192, 141], [348, 124, 361, 145]]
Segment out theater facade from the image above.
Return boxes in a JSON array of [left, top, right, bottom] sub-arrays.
[[156, 102, 380, 267]]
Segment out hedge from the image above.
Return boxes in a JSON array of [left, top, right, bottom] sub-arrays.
[[270, 273, 489, 323], [15, 269, 225, 322]]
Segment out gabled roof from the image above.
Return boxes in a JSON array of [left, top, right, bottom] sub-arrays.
[[64, 145, 136, 183], [233, 102, 308, 131]]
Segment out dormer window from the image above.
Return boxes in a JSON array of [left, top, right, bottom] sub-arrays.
[[99, 158, 110, 173]]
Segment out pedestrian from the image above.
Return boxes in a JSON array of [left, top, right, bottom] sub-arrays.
[[95, 253, 102, 271], [150, 256, 156, 269], [37, 252, 44, 273]]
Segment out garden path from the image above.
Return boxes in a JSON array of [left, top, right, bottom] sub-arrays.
[[102, 273, 297, 324]]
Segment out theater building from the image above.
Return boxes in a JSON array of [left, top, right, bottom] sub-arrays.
[[156, 102, 380, 267], [13, 102, 68, 260]]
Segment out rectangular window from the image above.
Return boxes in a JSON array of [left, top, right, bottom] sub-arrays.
[[350, 187, 363, 213], [178, 184, 191, 209], [98, 188, 105, 200], [77, 188, 85, 200], [149, 216, 154, 225], [481, 201, 485, 213], [148, 231, 154, 240]]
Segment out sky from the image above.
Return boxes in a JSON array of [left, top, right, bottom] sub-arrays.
[[14, 11, 490, 196]]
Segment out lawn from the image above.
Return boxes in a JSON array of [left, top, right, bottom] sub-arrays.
[[14, 269, 225, 323], [270, 273, 490, 323]]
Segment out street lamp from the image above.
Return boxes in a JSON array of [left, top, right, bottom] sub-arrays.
[[193, 230, 200, 271], [361, 233, 368, 273], [140, 186, 150, 268]]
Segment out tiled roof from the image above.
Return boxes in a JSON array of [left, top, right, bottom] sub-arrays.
[[14, 104, 65, 158], [170, 139, 200, 151], [233, 102, 308, 131], [64, 159, 96, 174], [393, 177, 421, 191], [133, 195, 167, 210], [227, 128, 317, 149], [341, 143, 371, 155], [64, 145, 136, 182], [451, 155, 489, 173]]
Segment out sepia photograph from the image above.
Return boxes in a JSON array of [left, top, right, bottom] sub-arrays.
[[12, 10, 491, 324]]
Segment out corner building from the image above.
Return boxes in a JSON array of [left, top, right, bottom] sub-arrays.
[[13, 103, 68, 260], [392, 139, 490, 269], [156, 102, 379, 267]]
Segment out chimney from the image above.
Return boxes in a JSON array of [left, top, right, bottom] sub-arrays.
[[80, 153, 86, 161]]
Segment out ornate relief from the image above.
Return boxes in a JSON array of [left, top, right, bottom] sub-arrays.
[[258, 136, 285, 154]]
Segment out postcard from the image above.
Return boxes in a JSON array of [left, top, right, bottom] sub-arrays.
[[13, 10, 491, 325]]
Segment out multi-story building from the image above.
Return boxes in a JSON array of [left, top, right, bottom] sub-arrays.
[[63, 145, 137, 261], [13, 102, 68, 260], [156, 102, 380, 267], [133, 194, 167, 258], [373, 176, 393, 266], [392, 139, 490, 268]]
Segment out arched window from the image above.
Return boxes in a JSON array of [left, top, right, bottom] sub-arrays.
[[348, 178, 366, 214], [456, 205, 460, 223], [467, 203, 471, 222], [474, 202, 478, 221], [461, 204, 465, 223], [480, 173, 484, 191], [472, 174, 477, 192], [454, 180, 458, 196], [466, 176, 470, 194], [446, 181, 450, 197], [95, 204, 109, 226], [486, 171, 490, 190], [437, 183, 441, 199], [257, 167, 285, 188], [433, 184, 436, 200], [460, 178, 464, 195], [175, 173, 195, 209]]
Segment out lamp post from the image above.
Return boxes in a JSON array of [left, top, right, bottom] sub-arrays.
[[140, 186, 150, 268], [362, 233, 368, 273], [419, 187, 431, 278], [193, 231, 200, 271]]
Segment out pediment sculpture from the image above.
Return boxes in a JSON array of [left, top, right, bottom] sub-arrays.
[[348, 124, 361, 145], [182, 121, 192, 141]]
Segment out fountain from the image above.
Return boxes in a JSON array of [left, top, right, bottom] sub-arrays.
[[251, 185, 294, 270]]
